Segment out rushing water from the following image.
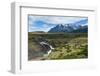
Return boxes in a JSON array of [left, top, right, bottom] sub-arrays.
[[39, 41, 54, 57]]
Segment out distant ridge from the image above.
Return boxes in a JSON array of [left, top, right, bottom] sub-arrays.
[[31, 31, 46, 33], [48, 19, 88, 33]]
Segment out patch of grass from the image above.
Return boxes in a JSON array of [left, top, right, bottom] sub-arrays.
[[28, 33, 88, 60]]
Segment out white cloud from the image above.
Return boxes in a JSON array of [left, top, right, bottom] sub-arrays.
[[28, 15, 87, 32]]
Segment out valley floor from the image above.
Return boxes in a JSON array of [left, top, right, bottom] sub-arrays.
[[28, 33, 88, 60]]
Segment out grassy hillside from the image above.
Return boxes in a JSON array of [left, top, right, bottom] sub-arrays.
[[28, 33, 88, 60]]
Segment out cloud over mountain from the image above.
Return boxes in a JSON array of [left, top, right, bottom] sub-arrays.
[[48, 19, 88, 33], [28, 15, 88, 32]]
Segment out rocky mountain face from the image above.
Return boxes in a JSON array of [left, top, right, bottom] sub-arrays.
[[48, 19, 88, 33]]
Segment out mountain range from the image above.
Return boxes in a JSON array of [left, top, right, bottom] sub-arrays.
[[48, 19, 88, 33]]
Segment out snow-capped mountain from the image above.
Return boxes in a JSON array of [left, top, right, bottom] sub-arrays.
[[71, 25, 88, 33], [48, 24, 74, 32], [48, 19, 88, 33]]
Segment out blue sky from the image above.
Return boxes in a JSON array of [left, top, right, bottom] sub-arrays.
[[28, 15, 88, 32]]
